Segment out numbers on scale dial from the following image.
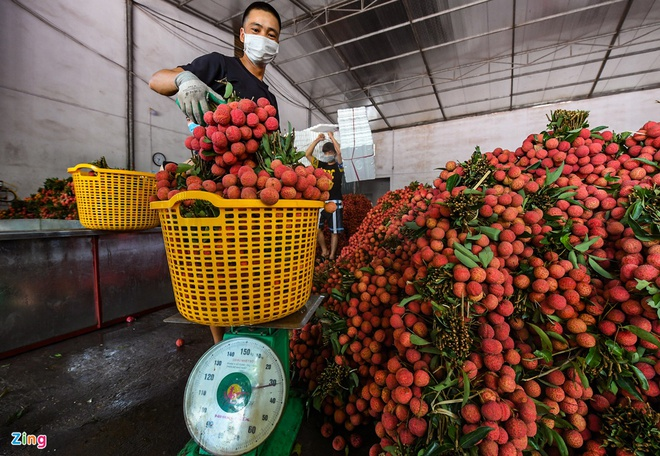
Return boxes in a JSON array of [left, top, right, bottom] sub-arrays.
[[183, 337, 287, 456]]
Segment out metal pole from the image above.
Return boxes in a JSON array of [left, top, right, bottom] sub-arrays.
[[126, 0, 135, 170]]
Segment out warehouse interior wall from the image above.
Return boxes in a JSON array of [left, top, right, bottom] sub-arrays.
[[373, 88, 660, 191], [0, 0, 326, 198]]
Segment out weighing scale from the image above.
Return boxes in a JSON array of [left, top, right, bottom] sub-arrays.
[[179, 294, 325, 456]]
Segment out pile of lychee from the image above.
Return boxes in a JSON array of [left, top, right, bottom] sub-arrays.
[[152, 97, 336, 207], [294, 117, 660, 456]]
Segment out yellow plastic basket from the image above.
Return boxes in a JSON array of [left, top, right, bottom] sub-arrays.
[[68, 164, 159, 230], [150, 191, 323, 326]]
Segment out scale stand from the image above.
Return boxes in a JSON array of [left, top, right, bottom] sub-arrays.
[[179, 294, 325, 456]]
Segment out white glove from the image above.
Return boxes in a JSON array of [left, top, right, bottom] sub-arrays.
[[174, 71, 223, 125]]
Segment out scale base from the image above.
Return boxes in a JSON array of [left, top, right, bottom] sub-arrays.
[[178, 394, 304, 456]]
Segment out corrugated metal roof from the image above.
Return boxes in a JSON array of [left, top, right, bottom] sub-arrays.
[[164, 0, 660, 132]]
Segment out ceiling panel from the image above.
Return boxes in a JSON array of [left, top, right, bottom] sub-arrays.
[[162, 0, 660, 132]]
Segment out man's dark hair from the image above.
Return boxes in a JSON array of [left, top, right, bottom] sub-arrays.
[[243, 2, 281, 31], [322, 142, 336, 153]]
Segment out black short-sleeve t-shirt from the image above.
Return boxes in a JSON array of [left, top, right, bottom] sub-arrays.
[[318, 161, 344, 201], [181, 53, 278, 117]]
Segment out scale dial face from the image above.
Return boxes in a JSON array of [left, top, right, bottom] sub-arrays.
[[184, 337, 287, 455], [152, 152, 166, 166]]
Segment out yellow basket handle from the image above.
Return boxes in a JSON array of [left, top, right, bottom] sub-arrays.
[[67, 163, 102, 175], [150, 191, 324, 211], [67, 164, 156, 178]]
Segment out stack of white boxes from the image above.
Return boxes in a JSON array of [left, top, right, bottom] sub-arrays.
[[336, 107, 376, 183]]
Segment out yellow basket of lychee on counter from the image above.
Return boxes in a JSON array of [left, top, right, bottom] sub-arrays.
[[150, 191, 323, 327], [68, 163, 159, 231]]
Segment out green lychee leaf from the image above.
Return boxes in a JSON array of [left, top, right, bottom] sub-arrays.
[[544, 163, 565, 187], [573, 364, 590, 390], [409, 334, 430, 346], [585, 346, 601, 368], [631, 365, 650, 392], [446, 173, 461, 192], [588, 256, 614, 279], [633, 157, 659, 168], [462, 370, 470, 409], [546, 331, 568, 345], [546, 428, 569, 456], [454, 249, 479, 269], [452, 242, 480, 267], [574, 235, 600, 252], [459, 426, 493, 449], [635, 279, 652, 291], [419, 346, 442, 355], [605, 339, 625, 358], [477, 226, 500, 241], [560, 233, 573, 250], [478, 247, 494, 268], [534, 349, 553, 363], [223, 82, 233, 100], [623, 325, 660, 348], [398, 294, 422, 307], [528, 322, 554, 355], [615, 376, 643, 401], [419, 442, 444, 456]]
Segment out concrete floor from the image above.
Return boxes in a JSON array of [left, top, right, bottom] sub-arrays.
[[0, 307, 372, 456]]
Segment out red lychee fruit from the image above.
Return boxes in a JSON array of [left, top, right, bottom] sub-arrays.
[[481, 401, 503, 421], [395, 368, 414, 387], [408, 417, 427, 437], [265, 117, 279, 131], [332, 435, 346, 451], [230, 109, 246, 126], [241, 187, 258, 199], [320, 422, 333, 438], [259, 187, 279, 205], [413, 370, 430, 387], [392, 386, 412, 404], [634, 264, 660, 281], [409, 397, 429, 417], [213, 104, 231, 125], [280, 186, 297, 199], [564, 429, 584, 449], [482, 338, 503, 354], [461, 403, 481, 424], [225, 125, 241, 143], [240, 170, 258, 187], [281, 169, 298, 187], [504, 418, 527, 439], [256, 97, 271, 108], [349, 433, 362, 448]]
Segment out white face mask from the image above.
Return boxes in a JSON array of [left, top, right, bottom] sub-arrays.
[[318, 153, 336, 163], [243, 34, 279, 66]]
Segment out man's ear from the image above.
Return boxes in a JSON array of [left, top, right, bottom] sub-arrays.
[[239, 27, 245, 43]]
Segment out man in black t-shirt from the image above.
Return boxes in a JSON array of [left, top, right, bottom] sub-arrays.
[[149, 2, 281, 344], [149, 2, 280, 126], [305, 132, 344, 262]]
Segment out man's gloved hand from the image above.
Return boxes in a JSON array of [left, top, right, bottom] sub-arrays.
[[174, 71, 223, 125]]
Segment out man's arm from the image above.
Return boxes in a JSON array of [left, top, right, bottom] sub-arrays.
[[328, 131, 342, 165], [149, 67, 184, 96], [305, 133, 325, 164]]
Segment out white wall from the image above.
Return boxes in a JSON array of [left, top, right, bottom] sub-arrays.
[[0, 0, 323, 198], [374, 88, 660, 190]]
